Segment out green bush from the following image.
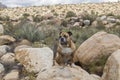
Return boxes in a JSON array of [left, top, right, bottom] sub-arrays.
[[23, 13, 30, 17], [0, 16, 10, 21], [82, 11, 98, 23], [32, 15, 43, 22], [61, 20, 68, 27], [14, 23, 45, 42], [4, 21, 46, 42], [66, 11, 76, 18]]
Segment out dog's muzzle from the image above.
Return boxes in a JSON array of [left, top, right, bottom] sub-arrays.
[[59, 37, 67, 45]]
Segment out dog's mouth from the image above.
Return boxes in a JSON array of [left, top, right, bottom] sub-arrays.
[[60, 41, 67, 45]]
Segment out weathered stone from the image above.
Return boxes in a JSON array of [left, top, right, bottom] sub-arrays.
[[100, 16, 107, 20], [37, 66, 100, 80], [0, 45, 11, 58], [0, 63, 5, 78], [83, 20, 90, 26], [0, 35, 16, 45], [1, 53, 15, 67], [73, 22, 80, 27], [74, 31, 120, 65], [14, 45, 32, 53], [15, 47, 53, 73], [3, 69, 19, 80], [102, 49, 120, 80]]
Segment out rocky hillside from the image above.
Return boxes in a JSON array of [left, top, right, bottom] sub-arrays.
[[0, 2, 120, 19], [0, 2, 120, 80]]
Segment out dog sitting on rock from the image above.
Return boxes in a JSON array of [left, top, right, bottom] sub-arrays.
[[53, 31, 76, 66]]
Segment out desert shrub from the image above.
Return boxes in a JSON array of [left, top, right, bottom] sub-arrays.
[[4, 20, 46, 42], [106, 13, 114, 16], [80, 55, 108, 76], [23, 13, 30, 18], [53, 12, 58, 16], [105, 27, 120, 37], [66, 11, 76, 18], [95, 20, 105, 30], [33, 15, 43, 22], [14, 23, 45, 42], [61, 20, 68, 27], [21, 68, 36, 80], [0, 16, 10, 21], [115, 15, 120, 19], [82, 10, 98, 23]]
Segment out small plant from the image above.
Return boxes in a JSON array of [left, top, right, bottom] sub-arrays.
[[0, 16, 10, 21], [32, 15, 43, 22], [95, 20, 105, 30], [106, 13, 114, 16], [61, 20, 68, 27], [23, 13, 30, 18], [82, 10, 98, 23], [53, 12, 58, 16], [66, 11, 76, 18], [14, 23, 45, 42]]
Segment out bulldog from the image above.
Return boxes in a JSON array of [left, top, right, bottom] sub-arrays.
[[54, 31, 76, 66]]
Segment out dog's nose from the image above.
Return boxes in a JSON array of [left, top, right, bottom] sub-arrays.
[[61, 38, 64, 41]]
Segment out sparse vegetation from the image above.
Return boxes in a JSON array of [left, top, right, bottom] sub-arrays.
[[61, 20, 68, 27], [23, 13, 30, 17], [33, 15, 44, 22], [81, 11, 98, 23], [66, 11, 77, 18]]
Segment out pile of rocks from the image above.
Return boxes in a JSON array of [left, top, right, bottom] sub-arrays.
[[0, 22, 120, 80]]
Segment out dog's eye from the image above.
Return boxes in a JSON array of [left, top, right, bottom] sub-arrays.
[[64, 35, 67, 38], [59, 36, 62, 38]]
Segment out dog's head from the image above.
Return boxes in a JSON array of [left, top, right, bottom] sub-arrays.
[[59, 31, 72, 46]]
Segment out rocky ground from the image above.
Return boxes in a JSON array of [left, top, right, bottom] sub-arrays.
[[0, 2, 120, 80]]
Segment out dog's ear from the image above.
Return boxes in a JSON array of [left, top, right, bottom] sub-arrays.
[[59, 32, 62, 35], [67, 31, 72, 36]]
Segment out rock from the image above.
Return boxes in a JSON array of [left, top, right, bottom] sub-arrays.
[[14, 45, 32, 53], [91, 21, 98, 27], [36, 66, 100, 80], [83, 20, 90, 26], [0, 63, 5, 78], [0, 45, 11, 58], [74, 31, 120, 65], [100, 16, 107, 20], [105, 23, 116, 28], [102, 49, 120, 80], [73, 22, 80, 27], [15, 47, 53, 73], [1, 53, 15, 67], [0, 35, 16, 45], [91, 74, 101, 80], [18, 39, 31, 46], [107, 17, 116, 23], [3, 69, 19, 80], [0, 24, 4, 35], [102, 20, 108, 25]]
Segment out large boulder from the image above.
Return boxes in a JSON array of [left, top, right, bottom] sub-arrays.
[[3, 69, 19, 80], [0, 45, 11, 58], [15, 47, 53, 73], [0, 24, 4, 35], [36, 66, 101, 80], [102, 49, 120, 80], [0, 63, 5, 78], [0, 35, 16, 45], [74, 31, 120, 65]]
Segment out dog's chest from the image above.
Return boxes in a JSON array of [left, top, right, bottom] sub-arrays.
[[61, 48, 73, 54]]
